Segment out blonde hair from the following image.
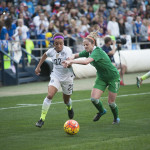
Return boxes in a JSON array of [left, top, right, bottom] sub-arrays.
[[85, 31, 98, 46]]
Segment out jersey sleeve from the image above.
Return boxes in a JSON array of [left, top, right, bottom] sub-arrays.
[[46, 48, 53, 57], [79, 50, 89, 58]]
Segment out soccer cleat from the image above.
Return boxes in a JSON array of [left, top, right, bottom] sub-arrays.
[[93, 109, 107, 122], [120, 80, 125, 86], [112, 118, 120, 124], [136, 76, 141, 88], [36, 119, 44, 128], [68, 108, 74, 119]]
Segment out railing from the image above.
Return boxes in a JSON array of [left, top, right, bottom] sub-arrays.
[[21, 47, 39, 69], [2, 38, 76, 61], [1, 36, 150, 70], [0, 42, 40, 85], [0, 48, 19, 84]]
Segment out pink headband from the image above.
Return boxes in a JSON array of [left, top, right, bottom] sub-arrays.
[[54, 35, 64, 40]]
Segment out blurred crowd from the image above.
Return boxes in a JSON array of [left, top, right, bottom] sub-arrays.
[[0, 0, 150, 51]]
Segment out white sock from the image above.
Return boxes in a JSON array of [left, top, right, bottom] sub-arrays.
[[42, 97, 51, 110], [40, 97, 51, 121]]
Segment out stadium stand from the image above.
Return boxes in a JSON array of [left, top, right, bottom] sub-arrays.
[[0, 0, 150, 85]]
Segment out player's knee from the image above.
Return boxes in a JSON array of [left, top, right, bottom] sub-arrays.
[[47, 94, 53, 99], [91, 98, 99, 104], [109, 102, 117, 109], [91, 98, 95, 102]]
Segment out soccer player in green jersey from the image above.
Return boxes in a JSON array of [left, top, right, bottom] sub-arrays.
[[62, 32, 120, 124], [136, 71, 150, 88]]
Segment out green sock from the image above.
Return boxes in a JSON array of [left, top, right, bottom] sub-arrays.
[[109, 103, 118, 120], [66, 99, 72, 110], [141, 71, 150, 81], [40, 97, 51, 121], [91, 98, 104, 113]]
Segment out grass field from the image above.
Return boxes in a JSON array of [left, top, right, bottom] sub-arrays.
[[0, 83, 150, 150]]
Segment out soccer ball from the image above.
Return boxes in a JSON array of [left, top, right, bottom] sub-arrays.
[[64, 120, 80, 135]]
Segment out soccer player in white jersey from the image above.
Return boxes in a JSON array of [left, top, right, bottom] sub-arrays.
[[35, 32, 75, 128]]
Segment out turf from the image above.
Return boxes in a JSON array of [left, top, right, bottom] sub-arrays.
[[0, 83, 150, 150]]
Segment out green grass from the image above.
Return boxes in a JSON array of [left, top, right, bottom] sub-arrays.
[[0, 83, 150, 150]]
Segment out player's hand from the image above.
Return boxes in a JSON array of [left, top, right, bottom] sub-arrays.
[[62, 60, 71, 68], [35, 67, 41, 75], [62, 61, 68, 68]]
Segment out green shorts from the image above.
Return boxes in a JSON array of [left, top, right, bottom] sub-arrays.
[[93, 77, 120, 93]]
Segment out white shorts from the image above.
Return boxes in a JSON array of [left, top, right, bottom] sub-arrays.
[[48, 77, 73, 95]]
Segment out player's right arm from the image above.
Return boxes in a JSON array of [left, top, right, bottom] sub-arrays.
[[35, 53, 47, 75]]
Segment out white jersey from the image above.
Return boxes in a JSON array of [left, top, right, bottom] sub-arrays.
[[46, 46, 75, 82]]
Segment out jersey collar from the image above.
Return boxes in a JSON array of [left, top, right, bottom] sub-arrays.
[[93, 46, 96, 51], [89, 46, 96, 54]]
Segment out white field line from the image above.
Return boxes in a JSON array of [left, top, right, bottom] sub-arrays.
[[0, 92, 150, 110]]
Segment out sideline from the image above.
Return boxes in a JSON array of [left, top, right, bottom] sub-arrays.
[[0, 73, 150, 97], [1, 92, 150, 110]]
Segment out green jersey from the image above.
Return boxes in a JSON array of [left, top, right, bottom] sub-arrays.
[[79, 47, 120, 81]]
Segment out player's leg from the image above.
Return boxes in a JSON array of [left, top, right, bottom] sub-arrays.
[[136, 71, 150, 88], [108, 78, 120, 124], [108, 92, 120, 124], [63, 94, 74, 119], [141, 71, 150, 81], [61, 82, 74, 119], [91, 78, 107, 121], [91, 88, 107, 122], [36, 78, 60, 128]]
